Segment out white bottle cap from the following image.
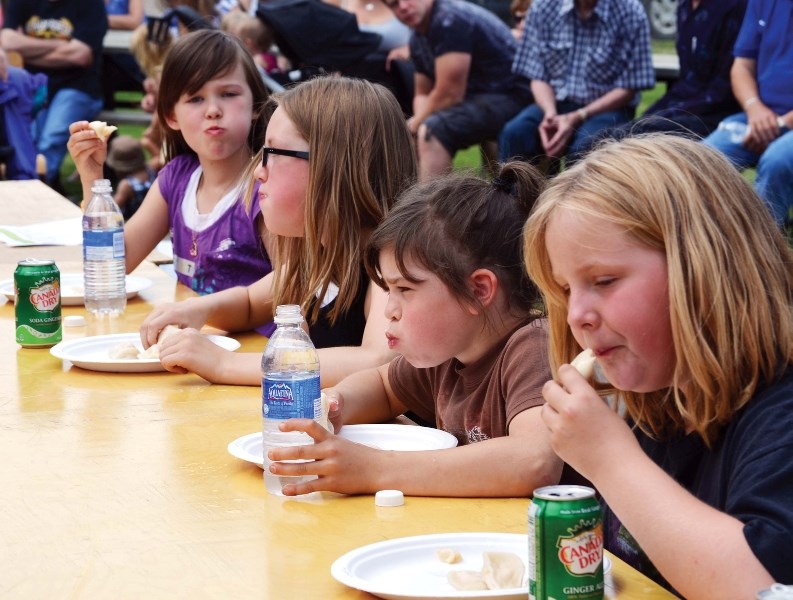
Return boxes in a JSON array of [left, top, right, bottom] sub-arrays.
[[375, 489, 404, 507], [63, 315, 86, 327]]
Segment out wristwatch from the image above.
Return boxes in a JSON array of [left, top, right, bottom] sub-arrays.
[[777, 116, 788, 130]]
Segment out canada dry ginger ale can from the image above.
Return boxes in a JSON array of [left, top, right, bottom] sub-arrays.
[[529, 485, 604, 600], [14, 259, 62, 347]]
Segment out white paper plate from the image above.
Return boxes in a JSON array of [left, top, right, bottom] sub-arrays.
[[0, 273, 152, 306], [228, 424, 459, 467], [50, 332, 241, 373], [331, 532, 611, 600]]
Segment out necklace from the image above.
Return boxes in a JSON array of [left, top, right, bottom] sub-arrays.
[[190, 230, 198, 257], [364, 1, 375, 10]]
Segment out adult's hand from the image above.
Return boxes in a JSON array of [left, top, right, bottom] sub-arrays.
[[543, 113, 576, 158], [744, 103, 781, 153]]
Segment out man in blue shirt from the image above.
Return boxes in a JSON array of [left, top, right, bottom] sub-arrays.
[[704, 0, 793, 226], [498, 0, 655, 166], [385, 0, 532, 180]]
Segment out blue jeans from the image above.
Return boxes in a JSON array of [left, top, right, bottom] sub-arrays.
[[704, 112, 793, 226], [34, 88, 103, 185], [498, 100, 634, 163]]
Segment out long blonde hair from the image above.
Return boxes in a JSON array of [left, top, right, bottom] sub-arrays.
[[268, 77, 417, 325], [524, 134, 793, 445]]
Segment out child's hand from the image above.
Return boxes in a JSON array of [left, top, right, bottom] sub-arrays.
[[156, 327, 229, 380], [268, 419, 384, 496], [67, 121, 107, 182], [140, 298, 212, 349], [541, 364, 639, 482], [323, 389, 343, 433]]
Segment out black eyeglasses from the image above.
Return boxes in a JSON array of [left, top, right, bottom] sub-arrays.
[[261, 147, 310, 167]]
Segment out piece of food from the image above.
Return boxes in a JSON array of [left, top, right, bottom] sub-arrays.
[[108, 342, 140, 359], [481, 551, 525, 590], [570, 348, 597, 379], [88, 120, 118, 141], [436, 548, 462, 564], [447, 570, 488, 591], [138, 324, 181, 359]]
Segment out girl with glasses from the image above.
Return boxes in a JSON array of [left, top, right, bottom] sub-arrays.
[[68, 30, 273, 318], [140, 76, 417, 387]]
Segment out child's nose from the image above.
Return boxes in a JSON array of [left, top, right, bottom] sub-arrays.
[[254, 161, 267, 182], [566, 292, 598, 331]]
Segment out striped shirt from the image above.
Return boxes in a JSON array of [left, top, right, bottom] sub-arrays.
[[513, 0, 656, 106]]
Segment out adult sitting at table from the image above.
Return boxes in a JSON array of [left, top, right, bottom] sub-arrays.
[[268, 162, 566, 498], [497, 0, 655, 169], [703, 0, 793, 227], [385, 0, 532, 181], [0, 0, 107, 192]]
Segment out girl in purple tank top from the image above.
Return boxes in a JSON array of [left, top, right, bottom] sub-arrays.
[[68, 30, 273, 325]]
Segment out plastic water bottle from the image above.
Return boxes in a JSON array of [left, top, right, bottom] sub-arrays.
[[261, 304, 321, 495], [82, 179, 126, 315], [718, 120, 750, 144]]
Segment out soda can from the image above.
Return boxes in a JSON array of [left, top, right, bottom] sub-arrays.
[[529, 485, 604, 600], [14, 259, 62, 347], [758, 584, 793, 600]]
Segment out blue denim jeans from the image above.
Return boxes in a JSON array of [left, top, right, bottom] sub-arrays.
[[498, 100, 634, 163], [34, 88, 103, 185], [704, 112, 793, 226]]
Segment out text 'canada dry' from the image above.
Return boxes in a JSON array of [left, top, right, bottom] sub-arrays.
[[529, 485, 604, 599], [14, 259, 62, 347]]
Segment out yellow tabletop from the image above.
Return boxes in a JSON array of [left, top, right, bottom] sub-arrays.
[[0, 222, 674, 599]]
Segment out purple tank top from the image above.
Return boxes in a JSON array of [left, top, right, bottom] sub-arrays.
[[158, 154, 276, 336]]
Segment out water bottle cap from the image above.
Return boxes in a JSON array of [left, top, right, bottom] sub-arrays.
[[375, 490, 404, 507], [91, 178, 113, 194], [273, 304, 304, 324]]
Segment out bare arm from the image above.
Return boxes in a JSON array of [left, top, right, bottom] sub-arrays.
[[542, 366, 774, 599], [407, 52, 470, 134], [32, 39, 94, 69], [0, 28, 64, 61], [732, 57, 783, 152]]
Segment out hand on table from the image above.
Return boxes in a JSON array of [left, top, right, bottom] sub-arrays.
[[140, 297, 212, 348], [156, 327, 233, 379], [541, 364, 639, 482], [268, 418, 384, 496]]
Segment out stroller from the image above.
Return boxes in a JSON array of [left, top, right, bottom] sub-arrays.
[[256, 0, 414, 115]]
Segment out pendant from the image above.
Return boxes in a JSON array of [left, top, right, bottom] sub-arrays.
[[365, 2, 374, 9], [190, 236, 198, 257]]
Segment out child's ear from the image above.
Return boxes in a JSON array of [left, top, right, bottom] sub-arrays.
[[164, 112, 180, 131], [468, 269, 498, 314]]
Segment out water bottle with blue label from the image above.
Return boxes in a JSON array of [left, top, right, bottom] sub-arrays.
[[82, 179, 126, 315], [261, 304, 321, 495]]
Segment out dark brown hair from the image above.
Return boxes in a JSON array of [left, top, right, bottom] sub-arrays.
[[156, 29, 269, 162], [366, 161, 545, 323]]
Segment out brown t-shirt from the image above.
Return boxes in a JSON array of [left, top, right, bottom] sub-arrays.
[[388, 319, 551, 446]]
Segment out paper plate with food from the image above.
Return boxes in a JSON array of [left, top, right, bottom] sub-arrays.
[[50, 326, 240, 373], [331, 532, 611, 600]]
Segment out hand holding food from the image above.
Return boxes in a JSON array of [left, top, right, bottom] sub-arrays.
[[88, 120, 118, 142], [570, 348, 596, 379]]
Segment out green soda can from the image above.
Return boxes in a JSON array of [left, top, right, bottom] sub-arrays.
[[14, 259, 62, 347], [529, 485, 604, 600]]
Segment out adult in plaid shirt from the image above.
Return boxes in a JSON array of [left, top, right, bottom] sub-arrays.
[[498, 0, 655, 167]]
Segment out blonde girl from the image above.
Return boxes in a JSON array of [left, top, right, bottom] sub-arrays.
[[524, 134, 793, 597], [68, 30, 272, 300], [140, 76, 417, 387]]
